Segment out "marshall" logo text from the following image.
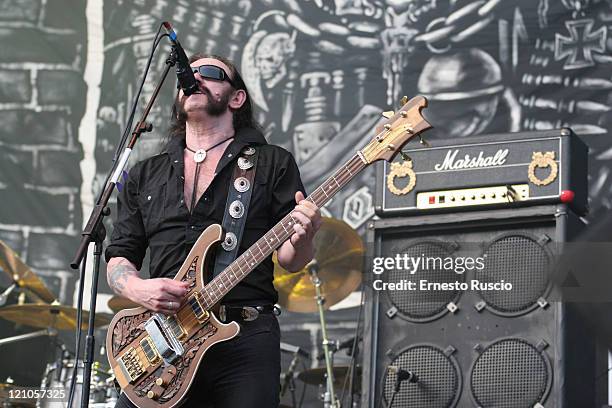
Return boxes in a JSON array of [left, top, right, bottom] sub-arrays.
[[434, 149, 509, 171]]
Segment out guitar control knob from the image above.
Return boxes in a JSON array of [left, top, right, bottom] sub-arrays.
[[155, 378, 165, 386], [147, 391, 159, 400]]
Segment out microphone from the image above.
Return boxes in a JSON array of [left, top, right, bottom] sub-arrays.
[[280, 342, 310, 359], [162, 22, 198, 96], [389, 366, 418, 391]]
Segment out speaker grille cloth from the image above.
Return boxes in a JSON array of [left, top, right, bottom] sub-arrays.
[[384, 345, 459, 408], [387, 242, 463, 321], [476, 234, 550, 314], [470, 339, 549, 408]]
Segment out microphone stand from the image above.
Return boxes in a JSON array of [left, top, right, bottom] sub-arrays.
[[69, 46, 179, 408], [309, 260, 340, 408]]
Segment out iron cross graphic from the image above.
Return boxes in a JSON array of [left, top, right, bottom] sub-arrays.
[[555, 19, 607, 70]]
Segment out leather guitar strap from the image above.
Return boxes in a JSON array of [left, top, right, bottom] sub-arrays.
[[211, 146, 259, 281]]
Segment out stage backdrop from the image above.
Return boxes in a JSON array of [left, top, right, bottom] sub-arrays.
[[1, 0, 612, 405]]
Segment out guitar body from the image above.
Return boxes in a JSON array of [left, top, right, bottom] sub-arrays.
[[106, 224, 240, 408]]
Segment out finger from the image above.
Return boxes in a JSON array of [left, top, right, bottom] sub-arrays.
[[293, 223, 307, 235], [161, 279, 190, 297], [290, 225, 307, 246], [146, 299, 168, 313], [156, 294, 185, 305], [293, 205, 316, 220], [297, 199, 318, 211], [156, 299, 181, 314], [292, 212, 312, 231], [295, 191, 305, 204], [161, 278, 190, 289]]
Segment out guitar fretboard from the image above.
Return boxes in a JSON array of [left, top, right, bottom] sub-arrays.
[[198, 154, 367, 309]]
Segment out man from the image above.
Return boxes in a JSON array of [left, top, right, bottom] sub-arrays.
[[105, 54, 321, 407]]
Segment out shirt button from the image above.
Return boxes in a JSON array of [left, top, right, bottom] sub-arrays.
[[204, 197, 208, 201], [191, 226, 196, 230]]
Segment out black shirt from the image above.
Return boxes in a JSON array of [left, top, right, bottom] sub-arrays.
[[105, 127, 305, 305]]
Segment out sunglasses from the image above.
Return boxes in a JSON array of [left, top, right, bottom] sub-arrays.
[[190, 64, 235, 87]]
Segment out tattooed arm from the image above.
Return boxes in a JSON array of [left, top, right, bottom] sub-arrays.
[[106, 257, 189, 314], [106, 257, 139, 296]]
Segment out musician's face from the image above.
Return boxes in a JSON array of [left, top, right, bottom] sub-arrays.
[[178, 58, 235, 118]]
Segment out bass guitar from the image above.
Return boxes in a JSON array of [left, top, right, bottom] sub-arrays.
[[106, 96, 432, 407]]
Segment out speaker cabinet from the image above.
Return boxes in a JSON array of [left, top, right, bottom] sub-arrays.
[[362, 205, 598, 408]]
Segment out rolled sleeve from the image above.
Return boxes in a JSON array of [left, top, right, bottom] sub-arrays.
[[104, 164, 148, 270], [271, 151, 306, 226]]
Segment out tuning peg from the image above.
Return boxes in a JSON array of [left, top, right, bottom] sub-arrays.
[[382, 111, 394, 119], [418, 135, 430, 147], [400, 96, 408, 105]]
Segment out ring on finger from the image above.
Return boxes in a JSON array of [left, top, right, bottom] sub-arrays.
[[168, 301, 173, 309]]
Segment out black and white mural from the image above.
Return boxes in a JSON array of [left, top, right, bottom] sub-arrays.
[[1, 0, 612, 405]]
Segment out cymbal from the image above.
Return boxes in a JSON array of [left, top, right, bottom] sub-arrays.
[[0, 240, 56, 303], [0, 304, 111, 330], [297, 365, 361, 388], [108, 295, 140, 312], [273, 217, 363, 313]]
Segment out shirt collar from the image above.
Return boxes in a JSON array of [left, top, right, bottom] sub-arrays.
[[165, 126, 267, 172]]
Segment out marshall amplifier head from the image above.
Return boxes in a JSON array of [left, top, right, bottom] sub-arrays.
[[376, 128, 588, 216]]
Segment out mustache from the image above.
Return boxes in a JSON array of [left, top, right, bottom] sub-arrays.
[[180, 84, 211, 100]]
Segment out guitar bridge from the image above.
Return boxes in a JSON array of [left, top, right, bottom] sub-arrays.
[[118, 347, 146, 383]]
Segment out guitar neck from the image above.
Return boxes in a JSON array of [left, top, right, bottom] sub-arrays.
[[198, 154, 367, 308]]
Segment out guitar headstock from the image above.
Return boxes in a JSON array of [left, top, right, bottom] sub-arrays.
[[359, 96, 432, 163]]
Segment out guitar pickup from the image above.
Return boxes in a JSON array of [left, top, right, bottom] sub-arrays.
[[140, 336, 161, 365], [188, 293, 210, 323]]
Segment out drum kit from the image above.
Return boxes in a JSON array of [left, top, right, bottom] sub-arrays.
[[0, 217, 364, 408]]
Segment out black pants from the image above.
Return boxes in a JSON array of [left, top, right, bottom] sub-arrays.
[[115, 314, 280, 408]]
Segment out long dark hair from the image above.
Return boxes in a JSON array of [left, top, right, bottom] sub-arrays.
[[167, 53, 259, 140]]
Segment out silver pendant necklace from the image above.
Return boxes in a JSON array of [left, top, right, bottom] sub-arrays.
[[185, 136, 233, 212]]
